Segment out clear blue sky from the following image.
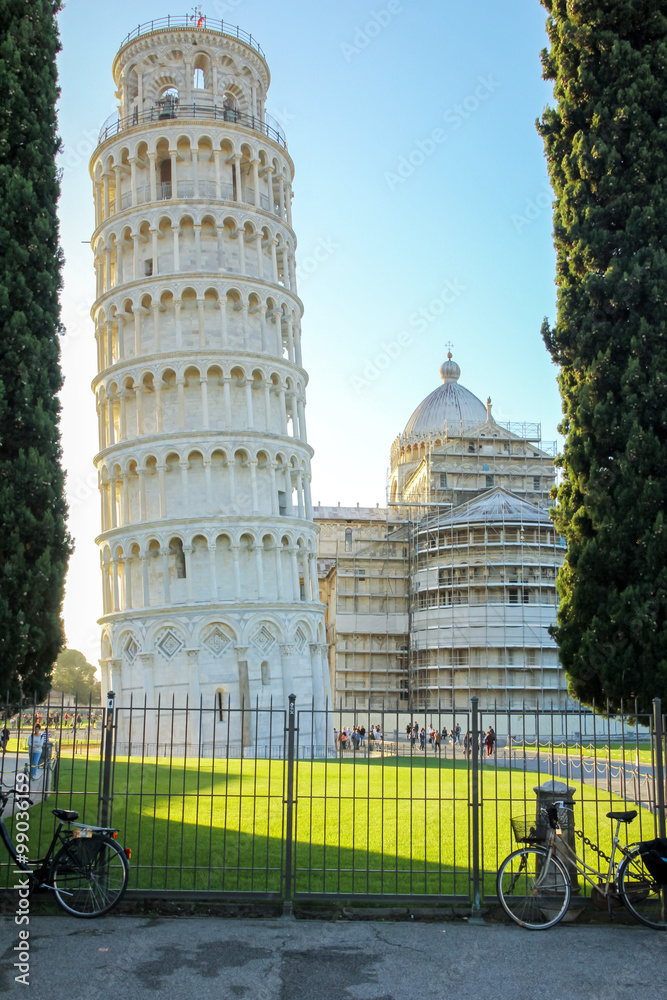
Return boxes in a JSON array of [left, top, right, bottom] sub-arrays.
[[55, 1, 559, 664]]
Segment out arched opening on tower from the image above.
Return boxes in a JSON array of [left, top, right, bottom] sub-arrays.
[[160, 158, 172, 199], [158, 86, 179, 119], [193, 53, 209, 91], [222, 91, 238, 122], [169, 537, 186, 578], [216, 689, 227, 722]]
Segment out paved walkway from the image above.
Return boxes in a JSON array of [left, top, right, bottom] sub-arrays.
[[0, 914, 663, 999], [0, 757, 53, 816]]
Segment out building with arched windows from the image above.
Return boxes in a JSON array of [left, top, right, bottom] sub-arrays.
[[315, 354, 571, 712], [91, 17, 330, 747]]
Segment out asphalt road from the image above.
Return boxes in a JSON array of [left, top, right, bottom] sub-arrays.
[[1, 914, 665, 1000]]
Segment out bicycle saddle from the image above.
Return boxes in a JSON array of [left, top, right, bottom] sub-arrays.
[[606, 810, 637, 822], [52, 809, 79, 822]]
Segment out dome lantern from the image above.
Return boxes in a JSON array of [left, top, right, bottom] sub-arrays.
[[402, 353, 487, 439]]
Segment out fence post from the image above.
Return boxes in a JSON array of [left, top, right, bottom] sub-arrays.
[[469, 696, 484, 923], [283, 693, 297, 916], [98, 690, 115, 828], [653, 698, 666, 840]]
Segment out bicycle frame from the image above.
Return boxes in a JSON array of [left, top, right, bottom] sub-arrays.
[[542, 816, 633, 897], [0, 805, 71, 888]]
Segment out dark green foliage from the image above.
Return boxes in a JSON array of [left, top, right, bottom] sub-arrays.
[[539, 0, 667, 712], [51, 649, 100, 703], [0, 0, 71, 702]]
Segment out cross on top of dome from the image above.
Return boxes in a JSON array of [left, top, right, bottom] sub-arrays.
[[440, 343, 461, 384]]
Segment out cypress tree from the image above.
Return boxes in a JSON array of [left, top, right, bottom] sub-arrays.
[[539, 0, 667, 712], [0, 0, 71, 702]]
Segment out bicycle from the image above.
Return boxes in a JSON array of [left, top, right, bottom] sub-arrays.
[[496, 801, 667, 930], [0, 780, 130, 917]]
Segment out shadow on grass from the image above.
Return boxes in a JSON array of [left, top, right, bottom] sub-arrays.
[[0, 754, 636, 902], [0, 757, 475, 897]]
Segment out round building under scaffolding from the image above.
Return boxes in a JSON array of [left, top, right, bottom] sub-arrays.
[[410, 488, 568, 711]]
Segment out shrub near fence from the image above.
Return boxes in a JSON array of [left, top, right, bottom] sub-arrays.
[[0, 695, 665, 913]]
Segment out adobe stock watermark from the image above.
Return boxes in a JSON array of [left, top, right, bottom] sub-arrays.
[[212, 0, 245, 16], [67, 471, 100, 510], [350, 278, 465, 391], [295, 236, 339, 284], [266, 105, 296, 131], [61, 299, 94, 355], [340, 0, 411, 63], [13, 769, 31, 986], [511, 184, 552, 233], [58, 128, 100, 179], [384, 75, 501, 191]]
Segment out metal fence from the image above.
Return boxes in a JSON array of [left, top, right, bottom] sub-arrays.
[[1, 693, 665, 913], [117, 17, 266, 58], [97, 103, 287, 148]]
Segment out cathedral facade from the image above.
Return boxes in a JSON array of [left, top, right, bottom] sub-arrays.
[[315, 354, 570, 711], [90, 18, 330, 745]]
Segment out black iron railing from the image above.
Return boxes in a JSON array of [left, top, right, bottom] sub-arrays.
[[98, 103, 286, 148], [0, 691, 663, 910], [117, 16, 265, 58]]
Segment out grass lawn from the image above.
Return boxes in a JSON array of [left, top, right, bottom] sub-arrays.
[[1, 752, 654, 900]]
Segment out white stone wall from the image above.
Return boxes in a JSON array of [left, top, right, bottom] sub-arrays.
[[91, 23, 330, 746]]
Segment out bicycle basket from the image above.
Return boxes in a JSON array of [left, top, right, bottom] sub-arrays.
[[511, 815, 548, 844], [638, 839, 667, 885]]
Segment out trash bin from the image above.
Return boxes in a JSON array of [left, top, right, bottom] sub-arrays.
[[534, 779, 580, 891], [39, 740, 53, 766]]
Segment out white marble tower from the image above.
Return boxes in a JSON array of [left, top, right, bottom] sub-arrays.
[[89, 16, 330, 746]]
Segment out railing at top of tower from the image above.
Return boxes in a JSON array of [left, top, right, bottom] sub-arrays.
[[97, 103, 286, 148], [117, 16, 265, 59]]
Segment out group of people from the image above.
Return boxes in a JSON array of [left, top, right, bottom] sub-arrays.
[[407, 722, 465, 752], [330, 721, 499, 758], [335, 724, 384, 752], [0, 709, 105, 780], [1, 722, 49, 778], [2, 710, 101, 731], [405, 722, 497, 758]]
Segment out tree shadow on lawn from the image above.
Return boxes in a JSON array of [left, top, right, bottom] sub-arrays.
[[1, 753, 632, 901]]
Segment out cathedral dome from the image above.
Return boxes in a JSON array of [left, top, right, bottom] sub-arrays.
[[402, 353, 487, 438]]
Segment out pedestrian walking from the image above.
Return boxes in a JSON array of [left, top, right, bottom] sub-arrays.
[[27, 724, 45, 779]]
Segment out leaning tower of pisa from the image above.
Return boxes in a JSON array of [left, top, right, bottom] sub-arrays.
[[89, 15, 330, 747]]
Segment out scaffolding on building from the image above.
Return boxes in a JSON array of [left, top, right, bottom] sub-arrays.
[[328, 517, 410, 710], [405, 490, 569, 713]]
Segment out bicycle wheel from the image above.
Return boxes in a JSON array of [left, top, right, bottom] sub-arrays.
[[51, 835, 128, 917], [617, 852, 667, 930], [496, 847, 571, 929]]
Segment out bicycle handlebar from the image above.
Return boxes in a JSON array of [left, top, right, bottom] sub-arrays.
[[0, 785, 34, 810]]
